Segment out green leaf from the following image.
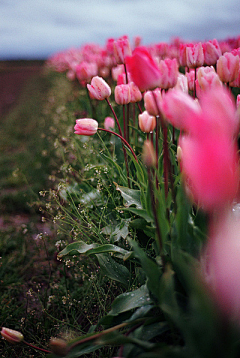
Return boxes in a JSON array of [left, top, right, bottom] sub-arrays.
[[115, 183, 142, 208], [128, 239, 162, 300], [110, 219, 131, 242], [121, 207, 153, 223], [109, 285, 152, 316], [97, 253, 130, 287]]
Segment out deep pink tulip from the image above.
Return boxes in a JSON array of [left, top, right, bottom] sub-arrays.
[[87, 76, 111, 100], [138, 111, 156, 133], [129, 82, 142, 103], [144, 88, 162, 116], [186, 69, 195, 91], [179, 133, 239, 211], [114, 84, 131, 105], [104, 116, 115, 130], [179, 43, 187, 67], [185, 42, 204, 68], [203, 39, 222, 65], [113, 35, 132, 64], [217, 52, 239, 83], [161, 89, 201, 132], [158, 58, 178, 89], [237, 94, 240, 109], [74, 118, 98, 136], [125, 46, 161, 91], [201, 207, 240, 321]]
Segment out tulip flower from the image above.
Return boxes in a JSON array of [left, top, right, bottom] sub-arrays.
[[179, 133, 239, 211], [174, 73, 188, 93], [87, 76, 111, 100], [161, 89, 201, 132], [158, 58, 178, 89], [125, 46, 161, 91], [179, 43, 187, 67], [104, 116, 115, 130], [185, 42, 204, 68], [217, 52, 239, 83], [142, 140, 157, 167], [144, 88, 162, 116], [201, 206, 240, 321], [237, 94, 240, 109], [197, 66, 222, 96], [75, 61, 98, 82], [138, 111, 156, 133], [113, 35, 132, 64], [114, 84, 131, 105], [185, 69, 195, 92], [74, 118, 98, 136], [1, 327, 24, 344], [203, 39, 222, 66], [129, 82, 142, 103]]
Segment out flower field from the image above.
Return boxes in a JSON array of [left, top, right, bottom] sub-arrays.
[[1, 34, 240, 357]]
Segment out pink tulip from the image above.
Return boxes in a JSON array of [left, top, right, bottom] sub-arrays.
[[129, 82, 142, 103], [144, 88, 162, 116], [114, 84, 131, 105], [197, 66, 222, 96], [74, 118, 98, 136], [161, 89, 201, 132], [237, 94, 240, 109], [104, 116, 115, 130], [185, 69, 195, 91], [174, 73, 188, 93], [113, 35, 132, 64], [185, 42, 204, 68], [75, 61, 98, 82], [138, 111, 156, 133], [203, 39, 222, 65], [217, 52, 239, 83], [158, 58, 178, 89], [1, 327, 24, 344], [179, 43, 187, 67], [125, 46, 161, 91], [87, 76, 111, 100], [142, 140, 157, 167], [179, 133, 239, 211], [111, 65, 125, 81], [201, 206, 240, 321]]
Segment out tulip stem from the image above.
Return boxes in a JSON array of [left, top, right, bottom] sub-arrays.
[[105, 98, 123, 137], [23, 340, 51, 354], [98, 128, 138, 163]]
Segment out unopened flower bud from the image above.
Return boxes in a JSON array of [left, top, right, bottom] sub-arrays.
[[142, 140, 157, 167], [104, 116, 115, 130], [50, 338, 68, 357], [129, 82, 142, 103], [1, 327, 24, 344], [87, 76, 111, 100], [138, 111, 156, 133], [74, 118, 98, 136], [144, 88, 162, 116]]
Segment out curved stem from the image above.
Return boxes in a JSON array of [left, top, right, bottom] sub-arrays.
[[23, 340, 51, 354], [98, 128, 138, 163], [105, 98, 123, 136]]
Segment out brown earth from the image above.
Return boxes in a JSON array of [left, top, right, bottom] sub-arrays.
[[0, 60, 44, 118]]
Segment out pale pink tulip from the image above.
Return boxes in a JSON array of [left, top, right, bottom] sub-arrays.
[[158, 58, 178, 89], [1, 327, 24, 344], [186, 42, 204, 68], [129, 82, 142, 103], [76, 62, 98, 82], [217, 52, 239, 83], [125, 47, 161, 91], [104, 116, 115, 130], [87, 76, 111, 100], [114, 84, 131, 105], [144, 88, 162, 116], [74, 118, 98, 136], [111, 65, 125, 81], [113, 35, 132, 64], [203, 39, 222, 65], [174, 73, 188, 93], [138, 111, 156, 133], [197, 66, 222, 96], [186, 69, 195, 91], [142, 140, 157, 167]]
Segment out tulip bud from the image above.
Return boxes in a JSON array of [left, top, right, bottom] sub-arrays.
[[203, 39, 222, 66], [113, 36, 132, 64], [114, 84, 131, 105], [174, 73, 188, 93], [185, 42, 204, 68], [104, 116, 115, 130], [74, 118, 98, 136], [142, 140, 157, 167], [144, 88, 162, 116], [217, 53, 239, 83], [197, 66, 222, 95], [87, 76, 111, 100], [50, 338, 68, 356], [1, 327, 24, 344], [129, 82, 142, 103], [138, 111, 156, 133], [158, 58, 178, 89]]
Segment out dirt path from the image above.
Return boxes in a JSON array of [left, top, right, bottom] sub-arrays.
[[0, 60, 44, 118]]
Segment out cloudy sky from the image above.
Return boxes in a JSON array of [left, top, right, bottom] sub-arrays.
[[0, 0, 240, 59]]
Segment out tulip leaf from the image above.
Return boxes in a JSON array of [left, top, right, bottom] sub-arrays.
[[114, 183, 142, 208], [97, 253, 130, 287]]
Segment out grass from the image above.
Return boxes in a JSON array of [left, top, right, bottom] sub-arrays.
[[0, 68, 122, 357]]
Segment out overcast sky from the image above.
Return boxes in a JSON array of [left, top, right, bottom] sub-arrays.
[[0, 0, 240, 59]]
